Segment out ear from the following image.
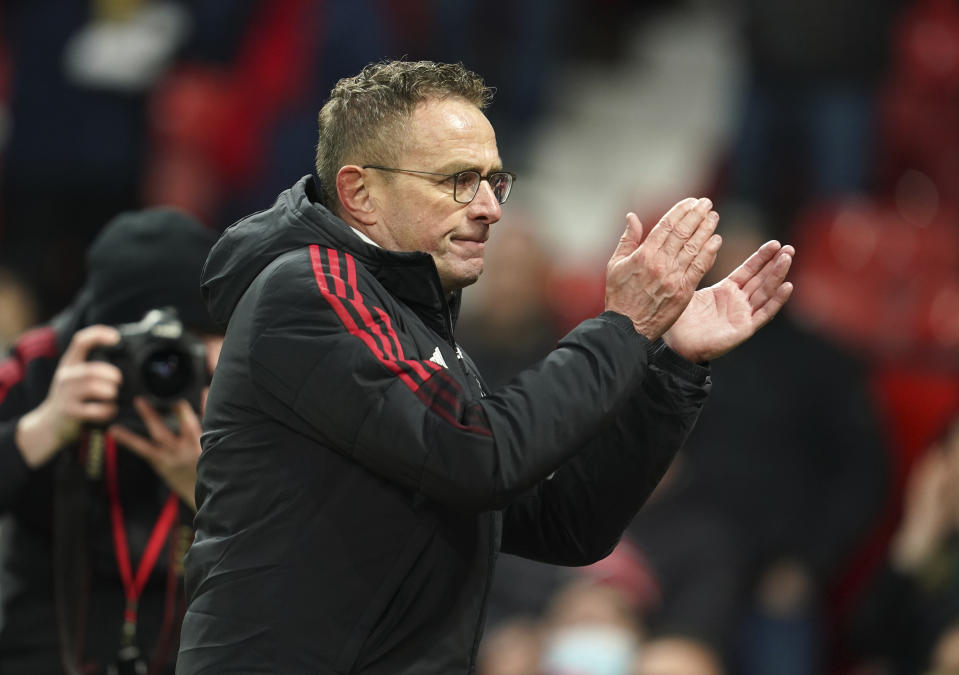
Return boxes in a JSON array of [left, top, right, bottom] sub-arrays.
[[336, 165, 377, 226]]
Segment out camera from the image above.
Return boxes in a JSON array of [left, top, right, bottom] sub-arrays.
[[88, 308, 209, 433]]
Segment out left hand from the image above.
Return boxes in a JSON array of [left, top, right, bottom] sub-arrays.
[[109, 397, 202, 510], [663, 240, 795, 362]]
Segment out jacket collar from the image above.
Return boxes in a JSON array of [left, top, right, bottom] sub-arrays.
[[295, 176, 462, 339]]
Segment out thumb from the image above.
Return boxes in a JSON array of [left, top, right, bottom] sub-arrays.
[[610, 212, 645, 261]]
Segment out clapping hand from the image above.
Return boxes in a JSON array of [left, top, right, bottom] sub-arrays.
[[662, 240, 794, 362]]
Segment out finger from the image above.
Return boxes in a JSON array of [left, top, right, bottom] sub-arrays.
[[61, 325, 121, 366], [640, 198, 699, 253], [657, 198, 713, 258], [75, 401, 119, 424], [58, 362, 122, 397], [727, 240, 784, 288], [133, 397, 175, 445], [678, 209, 720, 271], [174, 400, 202, 439], [74, 377, 122, 403], [745, 250, 794, 303], [687, 233, 723, 282], [73, 361, 124, 385], [749, 281, 794, 329], [610, 212, 645, 261], [109, 424, 161, 462]]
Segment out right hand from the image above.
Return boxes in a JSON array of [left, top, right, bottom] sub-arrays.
[[889, 434, 959, 573], [15, 325, 122, 468], [605, 197, 722, 341]]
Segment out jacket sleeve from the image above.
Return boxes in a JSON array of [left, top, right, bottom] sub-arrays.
[[499, 340, 710, 565], [246, 249, 652, 513], [0, 327, 59, 509]]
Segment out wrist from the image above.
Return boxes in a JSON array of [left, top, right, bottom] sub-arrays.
[[662, 328, 703, 363], [889, 528, 937, 573], [15, 404, 72, 468], [164, 468, 197, 511]]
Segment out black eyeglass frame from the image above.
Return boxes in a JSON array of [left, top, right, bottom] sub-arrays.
[[361, 165, 516, 204]]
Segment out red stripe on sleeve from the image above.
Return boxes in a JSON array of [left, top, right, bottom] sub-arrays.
[[373, 306, 405, 360], [310, 245, 421, 392], [309, 245, 491, 436], [345, 251, 358, 295], [331, 250, 434, 382], [329, 249, 396, 361], [327, 249, 430, 380], [326, 247, 347, 298]]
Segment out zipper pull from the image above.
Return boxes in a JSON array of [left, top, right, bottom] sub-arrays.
[[455, 346, 486, 397]]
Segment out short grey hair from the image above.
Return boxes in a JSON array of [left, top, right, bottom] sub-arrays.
[[315, 60, 494, 208]]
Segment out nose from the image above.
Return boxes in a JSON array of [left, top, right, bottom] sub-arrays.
[[468, 180, 502, 224]]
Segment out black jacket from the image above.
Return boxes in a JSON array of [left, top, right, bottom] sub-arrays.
[[178, 175, 710, 674], [0, 302, 190, 675]]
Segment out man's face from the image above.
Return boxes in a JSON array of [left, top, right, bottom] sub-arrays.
[[365, 97, 503, 294]]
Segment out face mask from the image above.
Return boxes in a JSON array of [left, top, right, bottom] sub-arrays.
[[541, 625, 639, 675]]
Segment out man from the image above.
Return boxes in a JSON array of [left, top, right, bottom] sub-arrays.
[[0, 208, 223, 674], [179, 60, 794, 674]]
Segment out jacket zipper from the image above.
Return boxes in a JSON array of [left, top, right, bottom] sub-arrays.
[[446, 306, 486, 398]]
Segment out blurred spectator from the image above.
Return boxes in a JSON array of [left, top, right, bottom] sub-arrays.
[[844, 413, 959, 675], [0, 0, 193, 319], [478, 616, 545, 675], [929, 622, 959, 675], [0, 267, 38, 353], [0, 208, 222, 674], [1, 0, 595, 324], [720, 0, 902, 237], [540, 578, 644, 675], [633, 636, 725, 675], [626, 216, 888, 673], [874, 0, 959, 210]]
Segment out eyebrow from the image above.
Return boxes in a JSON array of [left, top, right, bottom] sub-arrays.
[[436, 160, 504, 175]]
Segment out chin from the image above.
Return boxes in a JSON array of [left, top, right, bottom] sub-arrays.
[[442, 266, 484, 294]]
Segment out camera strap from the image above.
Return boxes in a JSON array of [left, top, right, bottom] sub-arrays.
[[104, 433, 180, 667]]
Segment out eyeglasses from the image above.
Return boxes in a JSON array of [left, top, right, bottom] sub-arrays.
[[362, 165, 515, 204]]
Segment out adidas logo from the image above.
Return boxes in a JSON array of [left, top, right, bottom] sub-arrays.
[[429, 346, 448, 369]]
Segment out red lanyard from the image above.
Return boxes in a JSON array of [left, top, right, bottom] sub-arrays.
[[104, 433, 180, 646]]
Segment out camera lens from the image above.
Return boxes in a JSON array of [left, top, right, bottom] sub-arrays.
[[141, 347, 192, 399]]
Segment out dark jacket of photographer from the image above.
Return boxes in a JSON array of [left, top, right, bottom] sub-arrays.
[[0, 297, 192, 675], [179, 175, 712, 674]]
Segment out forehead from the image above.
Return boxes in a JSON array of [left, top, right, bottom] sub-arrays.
[[400, 97, 501, 170]]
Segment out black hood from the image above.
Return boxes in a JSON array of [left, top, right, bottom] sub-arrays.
[[201, 175, 463, 335]]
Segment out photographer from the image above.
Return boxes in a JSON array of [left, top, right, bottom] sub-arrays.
[[0, 208, 222, 674]]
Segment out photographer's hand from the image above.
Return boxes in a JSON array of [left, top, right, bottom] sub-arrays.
[[15, 325, 122, 468], [109, 397, 201, 510]]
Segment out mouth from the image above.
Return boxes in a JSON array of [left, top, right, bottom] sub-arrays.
[[450, 238, 487, 256], [450, 228, 489, 255]]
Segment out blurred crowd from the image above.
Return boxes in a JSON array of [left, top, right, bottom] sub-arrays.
[[1, 1, 958, 674]]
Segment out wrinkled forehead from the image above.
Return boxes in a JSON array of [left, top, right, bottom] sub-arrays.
[[398, 97, 501, 170]]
